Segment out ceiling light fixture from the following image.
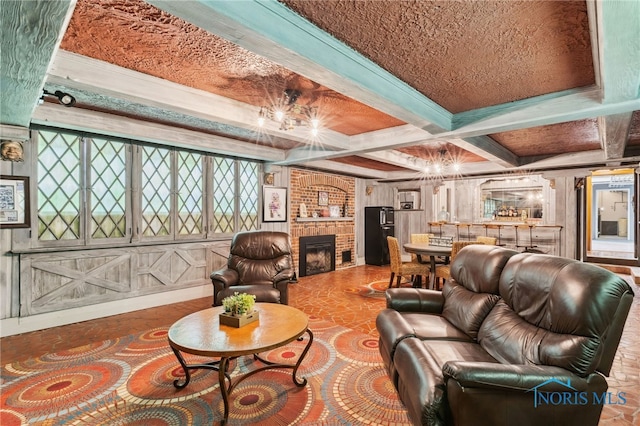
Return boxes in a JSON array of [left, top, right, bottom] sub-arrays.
[[425, 149, 462, 176], [257, 89, 320, 136], [42, 89, 76, 107]]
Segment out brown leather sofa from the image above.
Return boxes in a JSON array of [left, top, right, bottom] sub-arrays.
[[376, 245, 634, 426], [210, 230, 295, 306]]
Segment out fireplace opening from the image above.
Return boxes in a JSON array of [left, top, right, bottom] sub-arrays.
[[299, 235, 336, 277]]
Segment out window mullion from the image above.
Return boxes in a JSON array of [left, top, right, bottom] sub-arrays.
[[130, 145, 141, 243], [172, 149, 178, 239], [204, 155, 212, 238], [81, 137, 90, 245]]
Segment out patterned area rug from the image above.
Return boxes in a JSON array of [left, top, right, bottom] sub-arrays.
[[349, 280, 414, 299], [1, 316, 410, 425]]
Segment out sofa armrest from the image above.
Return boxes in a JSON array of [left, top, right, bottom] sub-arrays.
[[210, 268, 239, 288], [442, 361, 609, 426], [274, 269, 294, 284], [385, 288, 444, 313], [442, 361, 605, 392]]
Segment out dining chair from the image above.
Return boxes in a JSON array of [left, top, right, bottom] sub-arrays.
[[433, 241, 484, 290], [387, 236, 431, 288], [476, 236, 497, 245], [409, 233, 434, 263]]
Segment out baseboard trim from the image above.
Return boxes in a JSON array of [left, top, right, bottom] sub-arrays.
[[0, 285, 211, 338]]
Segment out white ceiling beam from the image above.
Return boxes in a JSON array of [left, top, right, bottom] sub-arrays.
[[454, 136, 519, 167], [48, 51, 356, 151], [48, 52, 271, 135], [596, 0, 640, 103], [291, 159, 393, 179], [361, 151, 431, 173], [276, 87, 640, 165], [599, 112, 633, 160], [32, 103, 284, 161], [452, 86, 639, 134]]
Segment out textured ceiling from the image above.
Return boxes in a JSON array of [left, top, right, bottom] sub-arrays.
[[281, 0, 595, 112], [491, 119, 601, 157], [11, 0, 636, 178], [59, 0, 405, 136]]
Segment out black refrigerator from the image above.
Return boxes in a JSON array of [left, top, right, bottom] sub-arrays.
[[364, 206, 395, 265]]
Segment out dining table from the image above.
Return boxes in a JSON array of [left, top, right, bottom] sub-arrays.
[[403, 242, 452, 289]]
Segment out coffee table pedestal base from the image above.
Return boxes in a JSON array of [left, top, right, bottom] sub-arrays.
[[171, 328, 313, 425]]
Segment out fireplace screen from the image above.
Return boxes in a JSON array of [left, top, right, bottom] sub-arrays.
[[299, 235, 336, 277]]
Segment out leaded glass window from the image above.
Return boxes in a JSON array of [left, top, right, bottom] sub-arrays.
[[89, 137, 127, 239], [141, 146, 172, 237], [37, 130, 81, 241], [238, 160, 259, 231], [177, 151, 204, 236], [213, 157, 235, 233], [33, 127, 260, 248]]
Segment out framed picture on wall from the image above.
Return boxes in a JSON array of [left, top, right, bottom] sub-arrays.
[[318, 191, 329, 206], [0, 175, 30, 228], [263, 186, 287, 222]]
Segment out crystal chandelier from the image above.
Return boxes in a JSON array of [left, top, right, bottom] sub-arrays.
[[425, 149, 462, 176], [257, 89, 320, 136]]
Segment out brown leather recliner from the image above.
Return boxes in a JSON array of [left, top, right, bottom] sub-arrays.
[[377, 245, 635, 426], [210, 230, 295, 306]]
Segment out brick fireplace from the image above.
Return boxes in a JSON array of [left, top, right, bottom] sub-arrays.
[[289, 169, 355, 276], [299, 234, 336, 277]]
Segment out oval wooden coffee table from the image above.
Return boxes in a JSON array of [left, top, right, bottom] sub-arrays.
[[168, 303, 313, 425]]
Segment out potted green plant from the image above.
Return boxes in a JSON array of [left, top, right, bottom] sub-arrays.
[[222, 292, 256, 315], [220, 292, 258, 328]]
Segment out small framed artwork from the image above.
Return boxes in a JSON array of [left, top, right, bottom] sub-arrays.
[[318, 191, 329, 206], [0, 175, 30, 228], [263, 186, 287, 222], [329, 205, 341, 218]]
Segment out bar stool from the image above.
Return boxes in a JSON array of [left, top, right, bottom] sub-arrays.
[[484, 223, 504, 246], [458, 223, 472, 241], [515, 224, 541, 253], [428, 221, 443, 236]]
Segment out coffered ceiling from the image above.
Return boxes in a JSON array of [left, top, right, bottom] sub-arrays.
[[1, 0, 639, 180]]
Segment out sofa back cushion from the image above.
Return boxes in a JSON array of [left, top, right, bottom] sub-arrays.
[[229, 231, 293, 286], [478, 253, 634, 377], [450, 245, 518, 294], [441, 246, 518, 339]]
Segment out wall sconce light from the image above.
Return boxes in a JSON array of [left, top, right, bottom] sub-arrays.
[[42, 89, 76, 107], [365, 186, 373, 196]]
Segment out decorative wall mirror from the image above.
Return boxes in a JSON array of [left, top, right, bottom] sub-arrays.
[[479, 178, 545, 222]]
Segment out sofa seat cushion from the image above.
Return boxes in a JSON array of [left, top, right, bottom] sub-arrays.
[[394, 338, 498, 425], [377, 309, 473, 385], [403, 313, 473, 342], [378, 310, 472, 359]]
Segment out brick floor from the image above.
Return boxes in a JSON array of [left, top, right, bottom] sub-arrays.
[[1, 264, 637, 425]]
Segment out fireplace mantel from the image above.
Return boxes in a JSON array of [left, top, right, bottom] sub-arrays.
[[295, 217, 353, 222]]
